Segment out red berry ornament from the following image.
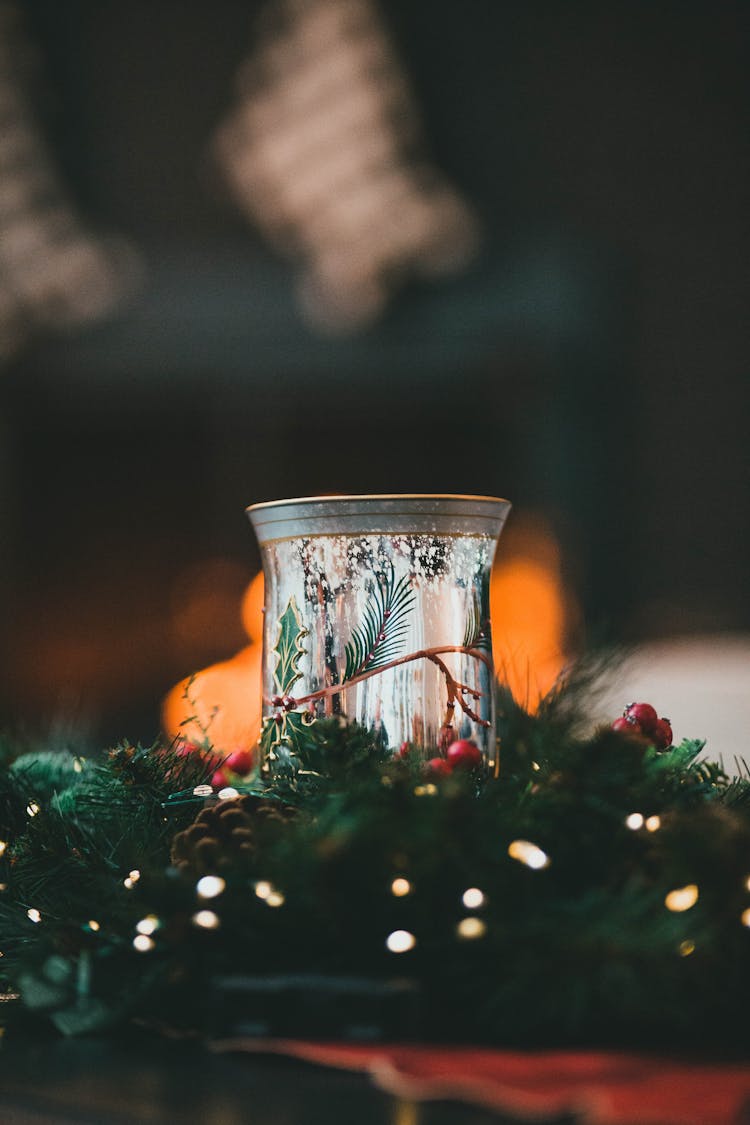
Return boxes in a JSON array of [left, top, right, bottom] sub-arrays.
[[426, 757, 453, 777], [399, 741, 412, 759], [652, 717, 673, 750], [176, 740, 203, 757], [446, 739, 482, 771], [225, 748, 254, 776], [613, 702, 674, 751], [211, 768, 229, 789], [612, 716, 641, 736], [624, 702, 658, 735]]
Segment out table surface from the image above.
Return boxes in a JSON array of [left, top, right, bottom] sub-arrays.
[[0, 1032, 575, 1125]]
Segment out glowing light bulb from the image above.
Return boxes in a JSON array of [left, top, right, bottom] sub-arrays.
[[665, 884, 699, 913], [645, 815, 661, 832], [0, 841, 6, 857], [265, 890, 285, 907], [133, 934, 155, 953], [741, 908, 750, 928], [196, 875, 226, 899], [254, 881, 272, 900], [218, 787, 239, 800], [193, 784, 213, 797], [391, 878, 412, 897], [136, 915, 160, 936], [508, 839, 550, 870], [26, 802, 40, 817], [192, 910, 220, 930], [462, 887, 485, 910], [87, 920, 100, 932], [386, 929, 416, 953], [27, 908, 41, 923], [625, 813, 644, 830], [678, 939, 695, 957], [457, 917, 486, 940]]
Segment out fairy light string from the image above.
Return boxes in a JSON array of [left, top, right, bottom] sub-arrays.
[[0, 689, 747, 1045]]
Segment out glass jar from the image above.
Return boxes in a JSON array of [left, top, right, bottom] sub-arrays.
[[247, 494, 510, 772]]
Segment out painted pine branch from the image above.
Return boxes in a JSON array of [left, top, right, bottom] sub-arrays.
[[462, 592, 490, 650], [343, 565, 415, 683]]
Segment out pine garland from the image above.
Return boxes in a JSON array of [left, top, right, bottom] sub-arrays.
[[0, 676, 749, 1046]]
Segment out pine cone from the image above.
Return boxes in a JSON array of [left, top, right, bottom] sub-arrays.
[[170, 795, 297, 876]]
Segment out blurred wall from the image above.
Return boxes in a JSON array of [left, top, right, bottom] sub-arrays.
[[1, 0, 748, 742]]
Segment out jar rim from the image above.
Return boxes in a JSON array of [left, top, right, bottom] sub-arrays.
[[247, 493, 510, 513]]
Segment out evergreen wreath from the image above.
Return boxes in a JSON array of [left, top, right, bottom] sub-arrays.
[[0, 667, 749, 1046]]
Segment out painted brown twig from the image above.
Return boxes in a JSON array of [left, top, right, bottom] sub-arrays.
[[267, 645, 493, 728]]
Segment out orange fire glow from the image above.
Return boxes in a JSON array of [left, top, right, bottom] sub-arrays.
[[162, 520, 572, 751], [162, 572, 264, 753], [490, 519, 572, 708]]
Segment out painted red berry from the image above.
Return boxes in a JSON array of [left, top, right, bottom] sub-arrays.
[[211, 768, 229, 789], [399, 741, 412, 758], [624, 702, 659, 734], [652, 717, 673, 750], [225, 748, 254, 776], [446, 739, 483, 771], [426, 757, 453, 777]]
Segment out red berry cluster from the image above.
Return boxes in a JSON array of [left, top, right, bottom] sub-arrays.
[[415, 739, 483, 776], [612, 702, 673, 750]]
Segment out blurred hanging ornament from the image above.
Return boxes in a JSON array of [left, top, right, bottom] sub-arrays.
[[213, 0, 478, 333], [0, 2, 138, 364]]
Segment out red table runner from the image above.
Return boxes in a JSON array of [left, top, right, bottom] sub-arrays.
[[211, 1039, 750, 1125]]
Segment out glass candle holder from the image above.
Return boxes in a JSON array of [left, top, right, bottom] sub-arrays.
[[247, 494, 511, 773]]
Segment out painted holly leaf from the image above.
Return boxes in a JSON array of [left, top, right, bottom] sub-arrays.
[[272, 596, 309, 697], [260, 596, 317, 764], [261, 708, 316, 766]]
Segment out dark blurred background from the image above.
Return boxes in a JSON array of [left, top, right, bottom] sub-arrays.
[[0, 0, 748, 746]]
